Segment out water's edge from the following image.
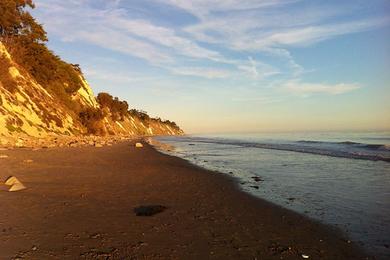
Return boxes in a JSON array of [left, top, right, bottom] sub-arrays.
[[147, 135, 390, 259]]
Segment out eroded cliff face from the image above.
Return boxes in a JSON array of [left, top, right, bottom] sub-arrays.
[[0, 42, 183, 140]]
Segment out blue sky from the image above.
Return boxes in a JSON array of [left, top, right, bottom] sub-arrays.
[[32, 0, 389, 133]]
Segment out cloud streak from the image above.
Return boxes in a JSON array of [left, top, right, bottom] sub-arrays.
[[284, 80, 360, 96], [33, 0, 387, 95]]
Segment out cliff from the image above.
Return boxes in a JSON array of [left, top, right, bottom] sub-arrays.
[[0, 41, 183, 141]]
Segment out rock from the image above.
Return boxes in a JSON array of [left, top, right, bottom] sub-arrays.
[[23, 159, 33, 163], [134, 205, 167, 216], [89, 233, 101, 239], [15, 139, 24, 148], [94, 143, 103, 148], [0, 139, 9, 146], [251, 176, 263, 182], [68, 141, 78, 147], [135, 142, 143, 148], [0, 154, 9, 159], [250, 185, 259, 189], [5, 176, 27, 192], [9, 183, 26, 192], [302, 254, 309, 259], [5, 176, 22, 186]]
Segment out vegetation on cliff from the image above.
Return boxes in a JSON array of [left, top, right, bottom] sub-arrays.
[[0, 0, 182, 136]]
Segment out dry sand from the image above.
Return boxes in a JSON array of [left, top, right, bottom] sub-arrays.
[[0, 140, 368, 259]]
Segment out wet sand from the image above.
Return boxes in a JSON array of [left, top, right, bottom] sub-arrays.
[[0, 140, 368, 259]]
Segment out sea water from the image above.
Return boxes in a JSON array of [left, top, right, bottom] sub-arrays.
[[152, 131, 390, 259]]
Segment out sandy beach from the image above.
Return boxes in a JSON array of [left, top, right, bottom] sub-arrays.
[[0, 140, 368, 259]]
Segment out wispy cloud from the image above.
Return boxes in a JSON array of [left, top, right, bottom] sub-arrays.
[[106, 16, 223, 61], [84, 68, 162, 85], [168, 67, 232, 79], [157, 0, 298, 18], [75, 29, 174, 64], [283, 80, 360, 96], [34, 0, 387, 97], [238, 56, 280, 79]]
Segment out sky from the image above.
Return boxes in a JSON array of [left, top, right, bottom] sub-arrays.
[[31, 0, 390, 134]]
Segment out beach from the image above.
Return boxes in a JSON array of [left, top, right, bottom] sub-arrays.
[[0, 140, 367, 259]]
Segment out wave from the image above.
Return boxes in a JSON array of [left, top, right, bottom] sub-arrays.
[[168, 137, 390, 162], [298, 140, 389, 151]]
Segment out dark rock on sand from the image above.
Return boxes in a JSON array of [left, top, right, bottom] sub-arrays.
[[251, 176, 263, 182], [134, 205, 167, 216]]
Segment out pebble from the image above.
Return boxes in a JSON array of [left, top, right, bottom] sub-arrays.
[[0, 154, 9, 159], [0, 136, 135, 149]]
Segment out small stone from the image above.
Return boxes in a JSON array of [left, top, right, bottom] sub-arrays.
[[90, 233, 101, 239], [23, 159, 33, 163], [0, 154, 9, 159], [32, 245, 37, 251], [251, 176, 264, 182], [5, 176, 24, 186], [0, 139, 9, 146], [134, 205, 167, 216], [68, 141, 78, 147], [9, 183, 27, 192], [135, 143, 143, 148], [94, 143, 103, 148], [15, 139, 24, 147], [302, 254, 309, 259]]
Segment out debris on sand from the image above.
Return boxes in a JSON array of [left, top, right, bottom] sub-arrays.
[[251, 176, 263, 182], [135, 143, 143, 148], [4, 176, 27, 192], [134, 205, 167, 216]]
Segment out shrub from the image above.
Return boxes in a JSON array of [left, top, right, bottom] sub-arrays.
[[97, 92, 129, 120], [79, 107, 105, 135]]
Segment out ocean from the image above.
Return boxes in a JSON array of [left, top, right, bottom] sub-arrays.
[[151, 131, 390, 259]]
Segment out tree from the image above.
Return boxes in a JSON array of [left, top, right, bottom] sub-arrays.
[[0, 0, 47, 43], [97, 92, 114, 108]]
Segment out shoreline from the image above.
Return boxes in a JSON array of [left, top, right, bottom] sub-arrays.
[[0, 140, 368, 259]]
